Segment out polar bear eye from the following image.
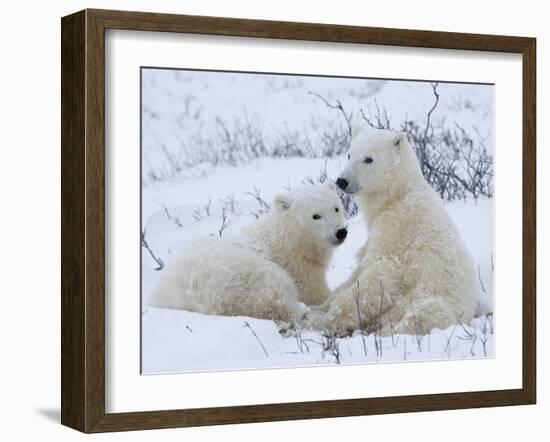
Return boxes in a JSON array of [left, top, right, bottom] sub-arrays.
[[364, 157, 373, 164], [312, 214, 322, 220], [335, 207, 339, 213], [347, 154, 350, 160]]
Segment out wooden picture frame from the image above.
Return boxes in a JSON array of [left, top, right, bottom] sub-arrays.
[[61, 8, 536, 433]]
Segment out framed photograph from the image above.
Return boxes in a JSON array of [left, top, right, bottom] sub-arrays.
[[61, 9, 536, 433]]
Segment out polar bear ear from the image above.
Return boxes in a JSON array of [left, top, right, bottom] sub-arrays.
[[393, 132, 407, 150], [274, 194, 292, 211]]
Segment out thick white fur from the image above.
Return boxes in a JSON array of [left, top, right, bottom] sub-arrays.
[[148, 183, 346, 321], [309, 128, 479, 335]]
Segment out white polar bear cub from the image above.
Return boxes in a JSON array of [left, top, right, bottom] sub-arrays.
[[310, 127, 479, 335], [148, 183, 347, 321]]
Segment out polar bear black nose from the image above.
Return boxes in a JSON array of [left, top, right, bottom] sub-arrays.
[[336, 228, 348, 240], [336, 178, 348, 190]]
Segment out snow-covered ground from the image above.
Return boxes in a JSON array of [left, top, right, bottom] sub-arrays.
[[142, 307, 493, 373], [140, 69, 494, 374]]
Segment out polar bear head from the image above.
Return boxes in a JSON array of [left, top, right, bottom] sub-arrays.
[[273, 183, 347, 248], [336, 128, 419, 196]]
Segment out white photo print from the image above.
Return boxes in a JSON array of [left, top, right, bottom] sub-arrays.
[[140, 68, 494, 374]]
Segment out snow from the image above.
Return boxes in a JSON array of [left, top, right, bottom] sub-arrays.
[[142, 307, 493, 374], [140, 69, 494, 374]]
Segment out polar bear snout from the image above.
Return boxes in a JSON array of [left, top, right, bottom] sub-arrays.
[[330, 227, 348, 245], [336, 176, 361, 194], [336, 177, 348, 191], [336, 228, 348, 241]]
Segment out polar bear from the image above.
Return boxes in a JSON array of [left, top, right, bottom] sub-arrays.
[[307, 128, 479, 335], [148, 183, 347, 321]]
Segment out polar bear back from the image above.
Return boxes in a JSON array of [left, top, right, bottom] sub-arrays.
[[148, 236, 306, 320]]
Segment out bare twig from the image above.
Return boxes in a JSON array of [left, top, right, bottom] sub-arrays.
[[424, 82, 440, 140], [246, 186, 271, 218], [141, 230, 164, 271], [160, 203, 183, 227], [295, 329, 311, 354], [219, 193, 241, 215], [192, 198, 213, 222], [321, 329, 342, 364], [374, 282, 386, 357], [479, 314, 493, 357], [353, 282, 368, 357], [389, 320, 399, 348], [308, 91, 353, 137], [477, 265, 487, 294], [217, 208, 229, 238], [409, 302, 423, 352], [444, 313, 465, 355], [243, 321, 269, 357]]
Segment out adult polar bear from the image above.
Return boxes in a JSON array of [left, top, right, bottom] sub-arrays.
[[148, 183, 347, 321], [310, 127, 479, 335]]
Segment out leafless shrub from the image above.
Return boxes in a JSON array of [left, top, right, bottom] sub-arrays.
[[389, 320, 399, 348], [246, 186, 271, 219], [316, 330, 342, 364], [408, 302, 424, 353], [322, 330, 342, 364], [160, 203, 183, 227], [214, 113, 270, 166], [290, 324, 311, 355], [215, 208, 229, 238], [141, 230, 164, 270], [361, 83, 493, 201], [191, 206, 203, 222], [353, 282, 368, 357], [458, 312, 493, 358], [444, 313, 465, 357], [478, 313, 493, 357], [308, 91, 353, 137], [147, 94, 359, 181], [271, 125, 315, 158], [485, 312, 494, 334], [360, 99, 392, 130], [308, 92, 353, 157], [158, 140, 183, 175], [458, 323, 478, 357], [302, 159, 329, 185], [478, 265, 487, 295], [373, 284, 386, 358], [219, 193, 242, 216], [302, 162, 359, 219], [303, 328, 342, 364], [192, 198, 212, 222], [315, 120, 351, 157]]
